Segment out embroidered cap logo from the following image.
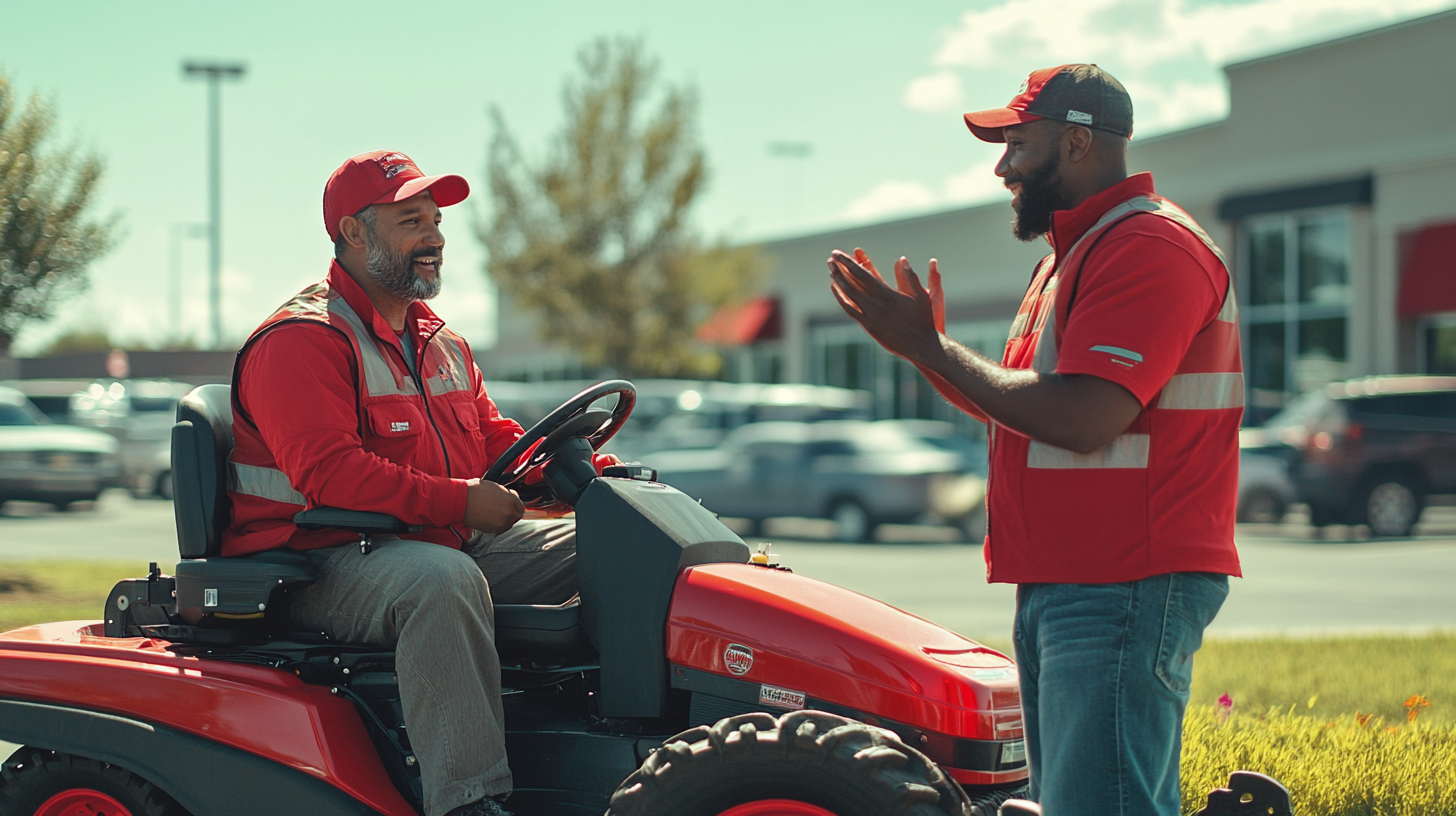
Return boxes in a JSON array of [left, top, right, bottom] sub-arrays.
[[376, 152, 417, 180]]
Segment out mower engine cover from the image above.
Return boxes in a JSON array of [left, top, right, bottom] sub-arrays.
[[666, 563, 1027, 787]]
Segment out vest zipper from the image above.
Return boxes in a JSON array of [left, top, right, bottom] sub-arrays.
[[408, 324, 467, 547]]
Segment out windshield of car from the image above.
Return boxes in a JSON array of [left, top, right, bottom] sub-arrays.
[[1261, 389, 1333, 430], [0, 401, 43, 426]]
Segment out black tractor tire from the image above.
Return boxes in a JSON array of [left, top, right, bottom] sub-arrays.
[[0, 747, 186, 816], [1357, 474, 1424, 538], [1236, 488, 1287, 524], [607, 710, 975, 816]]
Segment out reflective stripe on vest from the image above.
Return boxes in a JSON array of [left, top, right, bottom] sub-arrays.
[[1025, 195, 1239, 468], [230, 461, 306, 506], [229, 280, 475, 506]]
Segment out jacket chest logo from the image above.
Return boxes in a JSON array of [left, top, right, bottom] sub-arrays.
[[390, 421, 411, 433]]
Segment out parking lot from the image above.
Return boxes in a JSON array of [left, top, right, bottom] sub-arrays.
[[3, 491, 1454, 643]]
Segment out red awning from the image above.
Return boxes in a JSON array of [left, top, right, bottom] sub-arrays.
[[696, 296, 782, 346], [1399, 222, 1456, 317]]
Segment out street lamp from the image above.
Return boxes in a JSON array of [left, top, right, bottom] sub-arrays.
[[182, 60, 246, 349]]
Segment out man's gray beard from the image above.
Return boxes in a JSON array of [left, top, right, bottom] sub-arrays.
[[365, 232, 442, 301]]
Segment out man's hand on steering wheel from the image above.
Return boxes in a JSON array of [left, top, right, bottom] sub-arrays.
[[483, 380, 637, 512]]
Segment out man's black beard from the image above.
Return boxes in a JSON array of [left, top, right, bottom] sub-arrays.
[[1011, 150, 1071, 242], [365, 231, 442, 301]]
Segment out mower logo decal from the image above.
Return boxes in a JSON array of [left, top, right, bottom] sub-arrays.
[[759, 684, 806, 710], [723, 643, 754, 676]]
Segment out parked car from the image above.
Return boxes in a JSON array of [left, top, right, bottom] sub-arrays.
[[0, 379, 95, 424], [487, 379, 872, 460], [69, 379, 192, 499], [1236, 449, 1295, 523], [0, 385, 121, 508], [1241, 376, 1456, 536], [649, 420, 985, 542]]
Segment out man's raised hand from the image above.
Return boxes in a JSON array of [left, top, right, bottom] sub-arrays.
[[827, 248, 942, 362]]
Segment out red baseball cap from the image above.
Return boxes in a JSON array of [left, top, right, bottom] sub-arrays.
[[963, 64, 1133, 143], [323, 150, 470, 241]]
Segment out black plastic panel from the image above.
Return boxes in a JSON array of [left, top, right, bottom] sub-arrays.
[[575, 479, 748, 718]]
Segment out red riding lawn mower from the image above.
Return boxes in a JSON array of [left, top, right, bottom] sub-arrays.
[[0, 381, 1289, 816]]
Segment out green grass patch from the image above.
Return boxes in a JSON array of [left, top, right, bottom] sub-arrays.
[[1181, 706, 1456, 816], [1192, 633, 1456, 726], [0, 560, 138, 633], [1180, 634, 1456, 815]]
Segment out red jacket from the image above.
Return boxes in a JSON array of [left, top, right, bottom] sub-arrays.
[[222, 262, 525, 556]]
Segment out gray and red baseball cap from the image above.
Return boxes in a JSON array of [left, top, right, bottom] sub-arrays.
[[323, 150, 470, 241], [963, 64, 1133, 143]]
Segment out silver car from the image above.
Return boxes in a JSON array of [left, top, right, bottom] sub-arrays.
[[649, 420, 985, 542], [0, 386, 120, 508]]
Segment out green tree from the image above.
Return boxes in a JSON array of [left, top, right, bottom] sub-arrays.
[[480, 37, 767, 378], [0, 73, 119, 353]]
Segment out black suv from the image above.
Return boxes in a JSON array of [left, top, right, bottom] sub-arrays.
[[1244, 376, 1456, 537]]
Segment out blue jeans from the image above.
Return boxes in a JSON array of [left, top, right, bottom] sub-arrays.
[[1013, 573, 1229, 816]]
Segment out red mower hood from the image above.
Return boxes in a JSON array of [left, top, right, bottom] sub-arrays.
[[666, 563, 1021, 742]]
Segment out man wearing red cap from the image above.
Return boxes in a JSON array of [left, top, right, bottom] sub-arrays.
[[828, 66, 1241, 815], [224, 151, 616, 816]]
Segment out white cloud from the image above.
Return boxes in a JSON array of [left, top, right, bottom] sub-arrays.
[[907, 0, 1450, 132], [943, 156, 1009, 205], [903, 70, 965, 112], [931, 0, 1448, 72], [843, 180, 939, 222], [842, 155, 1009, 224]]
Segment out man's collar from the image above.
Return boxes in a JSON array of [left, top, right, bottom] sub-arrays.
[[326, 260, 446, 348], [1048, 172, 1155, 256]]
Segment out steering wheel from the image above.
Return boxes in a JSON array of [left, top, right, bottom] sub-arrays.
[[483, 380, 636, 505]]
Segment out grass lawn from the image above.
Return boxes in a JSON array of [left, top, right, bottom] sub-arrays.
[[0, 560, 139, 634], [3, 561, 1453, 815]]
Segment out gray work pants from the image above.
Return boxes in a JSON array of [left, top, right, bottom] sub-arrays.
[[286, 519, 578, 816]]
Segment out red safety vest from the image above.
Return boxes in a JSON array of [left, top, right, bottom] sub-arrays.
[[225, 275, 484, 553], [987, 194, 1243, 583]]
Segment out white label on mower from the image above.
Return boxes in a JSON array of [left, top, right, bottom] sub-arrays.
[[724, 643, 754, 676], [1001, 739, 1027, 766], [204, 588, 218, 608], [758, 684, 806, 710]]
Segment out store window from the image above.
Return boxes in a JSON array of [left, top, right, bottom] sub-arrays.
[[1423, 314, 1456, 375], [1240, 210, 1352, 424], [809, 318, 1007, 435]]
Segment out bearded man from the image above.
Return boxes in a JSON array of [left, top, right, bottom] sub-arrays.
[[827, 66, 1242, 816], [223, 151, 616, 816]]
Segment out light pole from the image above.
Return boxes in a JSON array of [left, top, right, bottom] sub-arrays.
[[169, 222, 208, 346], [182, 60, 246, 349]]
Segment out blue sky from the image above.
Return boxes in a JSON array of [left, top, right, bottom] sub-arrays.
[[2, 0, 1450, 353]]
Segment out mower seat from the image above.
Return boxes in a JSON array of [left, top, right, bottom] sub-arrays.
[[169, 385, 587, 655]]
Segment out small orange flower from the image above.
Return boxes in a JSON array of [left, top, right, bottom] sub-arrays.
[[1356, 712, 1373, 727], [1405, 695, 1431, 722]]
